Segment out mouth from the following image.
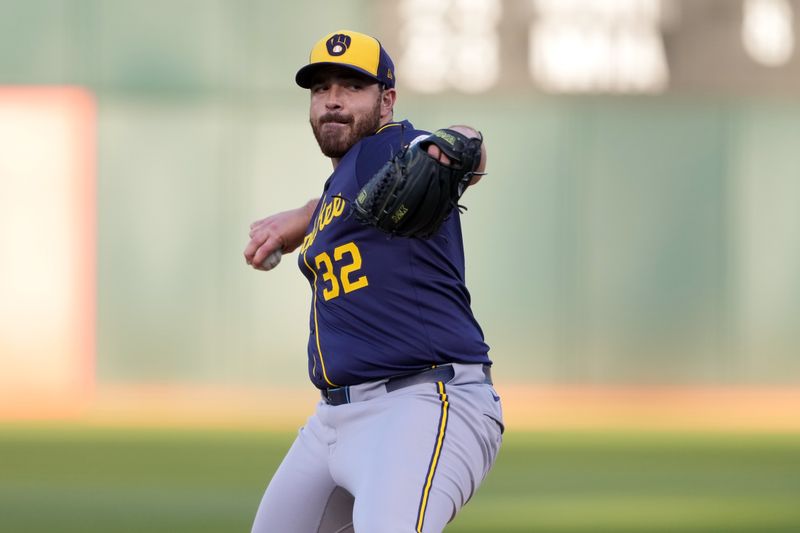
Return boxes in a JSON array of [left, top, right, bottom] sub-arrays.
[[320, 114, 352, 126], [320, 121, 350, 135]]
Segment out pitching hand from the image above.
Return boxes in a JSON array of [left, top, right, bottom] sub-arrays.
[[244, 199, 318, 271]]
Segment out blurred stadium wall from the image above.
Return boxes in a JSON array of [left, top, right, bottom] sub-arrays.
[[1, 0, 799, 426]]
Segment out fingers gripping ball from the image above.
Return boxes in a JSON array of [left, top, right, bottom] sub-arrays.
[[353, 129, 484, 239], [260, 249, 282, 271]]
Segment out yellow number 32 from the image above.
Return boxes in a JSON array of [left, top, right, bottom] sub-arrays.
[[314, 242, 369, 301]]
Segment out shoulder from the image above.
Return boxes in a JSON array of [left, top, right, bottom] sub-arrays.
[[355, 120, 430, 187]]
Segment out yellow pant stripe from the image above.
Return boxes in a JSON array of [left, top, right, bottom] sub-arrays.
[[416, 381, 449, 532]]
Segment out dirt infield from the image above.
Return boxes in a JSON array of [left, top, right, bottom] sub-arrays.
[[5, 383, 799, 432], [497, 384, 800, 432]]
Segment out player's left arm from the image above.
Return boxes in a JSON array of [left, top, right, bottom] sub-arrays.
[[353, 124, 488, 239], [424, 124, 488, 186]]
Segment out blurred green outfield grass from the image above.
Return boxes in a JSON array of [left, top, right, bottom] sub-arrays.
[[1, 426, 799, 532]]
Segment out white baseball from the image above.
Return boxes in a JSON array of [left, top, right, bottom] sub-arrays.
[[260, 249, 282, 271]]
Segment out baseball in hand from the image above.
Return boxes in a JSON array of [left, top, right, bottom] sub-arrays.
[[260, 249, 282, 271]]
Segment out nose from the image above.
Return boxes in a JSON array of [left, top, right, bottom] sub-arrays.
[[325, 84, 344, 110]]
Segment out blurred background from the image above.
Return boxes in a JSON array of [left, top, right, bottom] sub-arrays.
[[1, 0, 800, 531]]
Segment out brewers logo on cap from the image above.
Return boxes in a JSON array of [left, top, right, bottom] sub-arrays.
[[327, 34, 351, 56], [296, 30, 396, 89]]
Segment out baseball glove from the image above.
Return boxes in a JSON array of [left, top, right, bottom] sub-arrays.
[[353, 128, 484, 239]]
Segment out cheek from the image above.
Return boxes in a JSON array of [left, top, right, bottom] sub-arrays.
[[310, 96, 327, 116], [309, 101, 321, 119]]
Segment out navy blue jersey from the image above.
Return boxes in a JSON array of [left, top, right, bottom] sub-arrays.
[[297, 120, 490, 389]]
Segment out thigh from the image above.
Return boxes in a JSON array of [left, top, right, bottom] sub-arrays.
[[421, 382, 503, 530], [341, 382, 503, 533], [251, 411, 355, 533]]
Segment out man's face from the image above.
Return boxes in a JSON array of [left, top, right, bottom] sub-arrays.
[[309, 68, 384, 159]]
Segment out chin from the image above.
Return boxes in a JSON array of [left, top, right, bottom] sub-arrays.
[[321, 145, 351, 159], [319, 135, 356, 158]]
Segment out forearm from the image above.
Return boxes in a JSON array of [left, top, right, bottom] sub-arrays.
[[284, 197, 318, 250], [279, 197, 319, 253], [300, 198, 320, 226]]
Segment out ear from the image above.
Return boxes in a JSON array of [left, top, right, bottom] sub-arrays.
[[380, 88, 396, 119]]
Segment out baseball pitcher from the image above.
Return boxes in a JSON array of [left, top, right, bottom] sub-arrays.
[[243, 29, 504, 533]]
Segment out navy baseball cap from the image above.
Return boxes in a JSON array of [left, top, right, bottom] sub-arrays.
[[296, 30, 395, 89]]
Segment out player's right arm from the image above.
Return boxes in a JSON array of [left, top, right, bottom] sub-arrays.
[[244, 198, 319, 271]]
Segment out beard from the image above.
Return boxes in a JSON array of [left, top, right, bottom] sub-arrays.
[[310, 97, 382, 159]]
